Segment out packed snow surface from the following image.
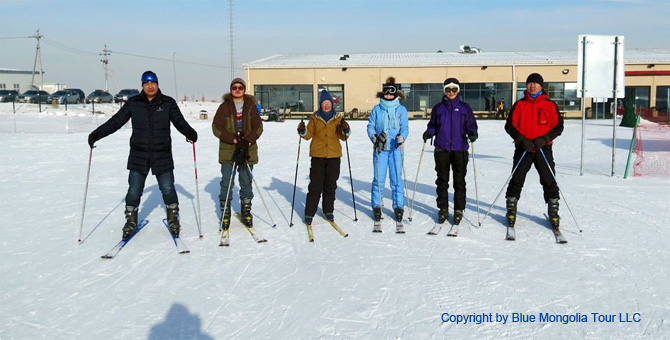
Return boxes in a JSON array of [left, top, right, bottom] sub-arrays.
[[1, 102, 669, 339]]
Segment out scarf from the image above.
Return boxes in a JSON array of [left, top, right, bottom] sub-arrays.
[[379, 98, 400, 136]]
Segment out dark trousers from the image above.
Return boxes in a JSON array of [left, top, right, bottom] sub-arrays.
[[434, 150, 469, 211], [505, 144, 559, 202], [125, 170, 177, 207], [305, 157, 340, 217]]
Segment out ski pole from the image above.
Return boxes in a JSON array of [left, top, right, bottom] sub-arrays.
[[401, 148, 409, 215], [289, 122, 303, 227], [78, 147, 94, 242], [243, 162, 277, 228], [471, 141, 481, 226], [480, 151, 527, 226], [408, 140, 427, 222], [219, 162, 237, 233], [344, 136, 358, 221], [539, 148, 583, 233], [191, 142, 203, 238]]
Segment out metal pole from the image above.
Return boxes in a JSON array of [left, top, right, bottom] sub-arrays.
[[611, 36, 620, 177], [408, 141, 427, 222], [289, 129, 303, 227], [471, 142, 481, 226], [480, 151, 527, 226], [539, 149, 583, 233], [78, 147, 94, 242], [345, 137, 358, 221], [173, 52, 179, 102], [579, 36, 587, 176], [243, 162, 277, 228], [191, 142, 203, 238], [219, 163, 237, 232]]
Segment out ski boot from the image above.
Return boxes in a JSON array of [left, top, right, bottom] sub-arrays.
[[438, 208, 449, 224], [453, 210, 463, 225], [305, 216, 313, 226], [241, 198, 253, 227], [505, 197, 518, 227], [325, 213, 335, 222], [372, 207, 382, 233], [394, 207, 404, 222], [548, 198, 560, 229], [166, 203, 181, 237], [220, 200, 232, 231], [122, 205, 138, 241]]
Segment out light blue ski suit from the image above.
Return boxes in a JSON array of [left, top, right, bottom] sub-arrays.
[[367, 98, 409, 209]]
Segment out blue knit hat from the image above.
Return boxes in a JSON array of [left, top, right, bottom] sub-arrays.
[[319, 90, 334, 110]]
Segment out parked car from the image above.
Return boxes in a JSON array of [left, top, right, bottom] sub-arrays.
[[0, 90, 19, 102], [114, 89, 140, 103], [48, 89, 81, 104], [86, 90, 113, 104], [17, 90, 50, 103], [68, 89, 86, 103]]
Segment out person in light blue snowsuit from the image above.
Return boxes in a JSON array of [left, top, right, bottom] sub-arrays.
[[367, 77, 409, 223]]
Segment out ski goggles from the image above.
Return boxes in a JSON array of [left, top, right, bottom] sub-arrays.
[[382, 85, 397, 94], [444, 87, 459, 93], [141, 73, 158, 84]]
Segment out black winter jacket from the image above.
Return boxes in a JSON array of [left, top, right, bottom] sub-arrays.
[[92, 90, 195, 175]]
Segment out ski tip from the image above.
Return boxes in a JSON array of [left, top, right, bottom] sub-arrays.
[[272, 224, 277, 228], [344, 234, 349, 237], [101, 255, 113, 259]]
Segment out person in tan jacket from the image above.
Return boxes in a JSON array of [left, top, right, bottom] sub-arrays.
[[297, 90, 350, 225], [212, 78, 263, 229]]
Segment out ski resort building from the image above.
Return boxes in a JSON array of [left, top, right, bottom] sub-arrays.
[[243, 49, 670, 120]]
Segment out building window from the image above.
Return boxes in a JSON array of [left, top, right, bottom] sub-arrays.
[[460, 83, 513, 112], [656, 86, 670, 114], [317, 85, 344, 112], [625, 86, 651, 113], [400, 83, 443, 112], [517, 82, 580, 111], [0, 84, 6, 89], [14, 84, 20, 90], [254, 85, 313, 112]]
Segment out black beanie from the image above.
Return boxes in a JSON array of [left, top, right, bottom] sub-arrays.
[[526, 73, 544, 88]]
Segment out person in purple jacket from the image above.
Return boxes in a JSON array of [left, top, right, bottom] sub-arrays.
[[422, 78, 478, 225]]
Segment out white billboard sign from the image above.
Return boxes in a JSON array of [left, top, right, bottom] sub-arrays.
[[577, 35, 625, 98]]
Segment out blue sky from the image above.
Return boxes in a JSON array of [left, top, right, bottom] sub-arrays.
[[1, 0, 668, 99]]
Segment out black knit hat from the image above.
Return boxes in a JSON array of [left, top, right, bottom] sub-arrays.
[[526, 73, 544, 88]]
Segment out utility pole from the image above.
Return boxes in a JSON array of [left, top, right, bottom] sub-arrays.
[[173, 52, 179, 102], [30, 29, 44, 90], [100, 45, 111, 91], [229, 0, 234, 81]]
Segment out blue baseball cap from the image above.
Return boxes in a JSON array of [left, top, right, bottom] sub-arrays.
[[141, 71, 158, 85]]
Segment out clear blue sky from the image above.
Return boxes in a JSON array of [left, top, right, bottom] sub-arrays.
[[1, 0, 668, 99]]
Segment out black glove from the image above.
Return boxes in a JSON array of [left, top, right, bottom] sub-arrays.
[[468, 132, 478, 143], [533, 135, 549, 149], [297, 121, 305, 134], [236, 137, 250, 150], [88, 132, 99, 148], [186, 129, 198, 143], [232, 148, 248, 166], [422, 131, 432, 142], [520, 138, 535, 153], [396, 134, 404, 149], [340, 119, 350, 131], [375, 132, 387, 153]]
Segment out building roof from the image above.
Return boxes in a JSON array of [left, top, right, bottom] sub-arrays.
[[243, 49, 670, 69], [0, 69, 34, 74]]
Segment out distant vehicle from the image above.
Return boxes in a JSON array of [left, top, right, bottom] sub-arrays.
[[86, 90, 113, 104], [17, 90, 50, 103], [48, 89, 81, 104], [114, 89, 140, 103], [261, 109, 280, 122], [68, 89, 86, 102], [0, 90, 19, 102]]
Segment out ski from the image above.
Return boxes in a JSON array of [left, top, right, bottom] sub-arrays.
[[427, 224, 443, 235], [219, 228, 230, 247], [321, 214, 348, 237], [307, 223, 314, 242], [234, 213, 267, 243], [544, 213, 567, 244], [161, 219, 190, 254], [395, 221, 405, 234], [505, 226, 516, 241], [101, 219, 149, 259], [446, 224, 459, 237], [373, 221, 383, 233]]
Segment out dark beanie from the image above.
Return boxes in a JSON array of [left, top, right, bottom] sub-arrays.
[[443, 77, 460, 87], [141, 71, 158, 85], [230, 77, 246, 89], [526, 73, 544, 88]]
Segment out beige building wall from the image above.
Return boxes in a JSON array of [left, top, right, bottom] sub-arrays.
[[247, 63, 669, 118]]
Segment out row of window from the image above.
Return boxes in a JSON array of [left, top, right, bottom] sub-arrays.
[[0, 83, 20, 90], [253, 83, 669, 114]]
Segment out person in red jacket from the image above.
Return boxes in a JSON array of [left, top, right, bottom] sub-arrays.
[[504, 73, 564, 231]]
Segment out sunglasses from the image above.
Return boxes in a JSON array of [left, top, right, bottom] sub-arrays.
[[231, 85, 245, 91], [445, 87, 459, 93], [382, 85, 397, 94]]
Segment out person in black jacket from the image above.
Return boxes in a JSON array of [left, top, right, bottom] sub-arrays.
[[88, 71, 198, 240]]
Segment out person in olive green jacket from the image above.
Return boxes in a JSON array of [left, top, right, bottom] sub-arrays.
[[297, 90, 350, 225], [212, 78, 263, 229]]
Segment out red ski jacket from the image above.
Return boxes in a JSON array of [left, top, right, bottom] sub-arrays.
[[505, 91, 564, 144]]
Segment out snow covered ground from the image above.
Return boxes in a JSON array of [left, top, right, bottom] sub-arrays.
[[1, 102, 669, 339]]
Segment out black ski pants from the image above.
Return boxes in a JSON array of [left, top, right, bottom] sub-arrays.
[[305, 157, 341, 218], [434, 149, 469, 211], [505, 144, 559, 202]]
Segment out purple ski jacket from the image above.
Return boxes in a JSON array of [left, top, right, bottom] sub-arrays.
[[425, 96, 478, 151]]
